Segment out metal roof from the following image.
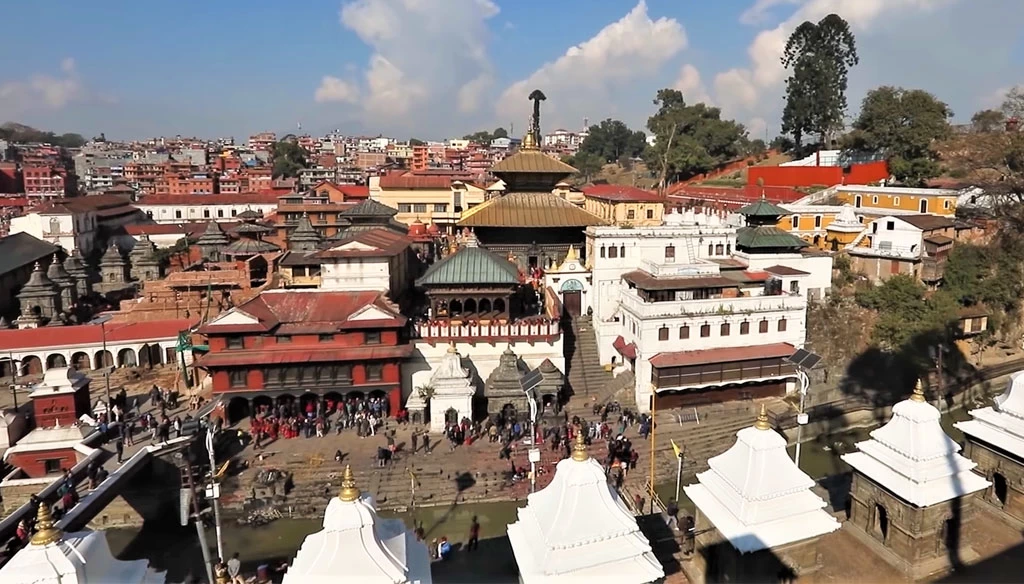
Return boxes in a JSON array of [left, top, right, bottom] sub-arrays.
[[341, 198, 399, 218], [735, 226, 808, 250], [0, 233, 58, 276], [416, 246, 520, 287], [458, 192, 608, 228], [737, 198, 790, 218], [490, 150, 577, 175]]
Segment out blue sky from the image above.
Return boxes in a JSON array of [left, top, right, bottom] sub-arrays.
[[1, 0, 1021, 141]]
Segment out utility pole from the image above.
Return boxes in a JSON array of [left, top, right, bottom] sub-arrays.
[[205, 428, 225, 561], [184, 460, 214, 584]]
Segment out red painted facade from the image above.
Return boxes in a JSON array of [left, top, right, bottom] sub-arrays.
[[747, 160, 889, 188], [32, 391, 90, 429], [7, 449, 80, 478]]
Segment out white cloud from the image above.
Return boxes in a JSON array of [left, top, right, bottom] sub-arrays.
[[496, 1, 687, 131], [363, 55, 427, 118], [739, 0, 801, 25], [314, 75, 360, 104], [981, 85, 1021, 109], [0, 58, 83, 114], [673, 64, 711, 105], [747, 117, 768, 141]]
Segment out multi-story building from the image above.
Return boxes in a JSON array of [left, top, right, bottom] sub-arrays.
[[835, 185, 959, 217], [248, 132, 277, 151], [542, 128, 588, 153], [22, 165, 66, 201], [355, 151, 388, 170], [196, 289, 412, 422], [298, 166, 337, 190], [9, 194, 142, 256], [135, 192, 280, 224], [158, 172, 216, 196], [847, 214, 956, 285], [583, 185, 664, 226], [0, 162, 20, 194], [369, 170, 484, 231]]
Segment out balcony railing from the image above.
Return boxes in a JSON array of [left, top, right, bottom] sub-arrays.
[[414, 318, 561, 343], [620, 289, 806, 319], [639, 259, 720, 278]]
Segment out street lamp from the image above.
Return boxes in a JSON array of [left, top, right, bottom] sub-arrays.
[[786, 348, 823, 470], [90, 315, 114, 409]]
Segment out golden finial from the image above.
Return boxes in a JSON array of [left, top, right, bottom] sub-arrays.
[[910, 379, 926, 402], [521, 129, 538, 151], [564, 245, 578, 262], [30, 503, 63, 546], [447, 342, 458, 354], [753, 404, 771, 431], [338, 465, 361, 502], [571, 431, 589, 461]]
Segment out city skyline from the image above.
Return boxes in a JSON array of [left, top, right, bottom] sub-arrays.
[[0, 0, 1020, 140]]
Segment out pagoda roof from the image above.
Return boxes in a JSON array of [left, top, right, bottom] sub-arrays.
[[46, 254, 73, 283], [288, 213, 322, 243], [236, 209, 264, 220], [0, 233, 57, 276], [506, 441, 663, 584], [416, 246, 519, 287], [684, 408, 840, 554], [341, 198, 399, 218], [196, 221, 231, 245], [956, 370, 1024, 460], [198, 290, 405, 336], [230, 222, 274, 235], [736, 226, 809, 250], [842, 384, 990, 507], [99, 243, 125, 266], [223, 238, 280, 256], [737, 197, 790, 218], [491, 149, 577, 175], [458, 192, 607, 228], [21, 261, 56, 292]]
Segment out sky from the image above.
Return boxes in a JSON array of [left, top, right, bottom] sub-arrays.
[[0, 0, 1021, 142]]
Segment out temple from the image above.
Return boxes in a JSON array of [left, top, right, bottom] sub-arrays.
[[683, 405, 840, 582], [506, 434, 664, 584], [841, 381, 990, 578], [283, 466, 432, 584]]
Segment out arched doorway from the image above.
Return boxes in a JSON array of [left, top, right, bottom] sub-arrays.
[[500, 403, 518, 425], [46, 354, 67, 369], [479, 298, 492, 313], [493, 298, 506, 313], [464, 298, 477, 314], [138, 344, 153, 369], [445, 407, 459, 425], [560, 279, 584, 317], [71, 352, 90, 371], [95, 350, 113, 370], [993, 472, 1008, 506], [449, 299, 463, 315], [22, 355, 42, 376], [146, 345, 164, 366], [919, 199, 928, 213], [227, 397, 251, 423], [299, 393, 319, 415], [873, 503, 889, 543], [117, 348, 137, 367], [252, 395, 273, 417]]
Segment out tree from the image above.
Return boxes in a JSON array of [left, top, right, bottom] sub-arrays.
[[1001, 86, 1024, 121], [855, 274, 954, 351], [644, 88, 748, 187], [462, 127, 509, 144], [270, 140, 307, 178], [562, 152, 604, 183], [578, 119, 647, 163], [971, 109, 1005, 133], [409, 138, 426, 146], [843, 86, 952, 185], [780, 14, 859, 149]]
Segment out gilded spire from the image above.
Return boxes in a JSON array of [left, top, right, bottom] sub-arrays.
[[753, 403, 771, 431], [30, 503, 63, 546], [338, 465, 361, 502], [571, 430, 589, 461], [910, 379, 926, 403], [447, 342, 458, 354]]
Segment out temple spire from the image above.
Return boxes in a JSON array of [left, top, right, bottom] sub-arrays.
[[30, 503, 63, 546], [910, 378, 926, 402], [571, 431, 589, 461], [338, 465, 361, 502], [754, 403, 771, 431]]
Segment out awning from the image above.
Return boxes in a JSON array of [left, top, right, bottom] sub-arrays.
[[612, 336, 637, 360], [649, 342, 795, 368]]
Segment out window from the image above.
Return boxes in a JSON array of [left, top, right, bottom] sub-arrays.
[[664, 245, 676, 260], [231, 209, 237, 217], [43, 459, 63, 475], [365, 331, 381, 345], [814, 215, 822, 228], [600, 246, 606, 258], [740, 321, 750, 335], [226, 335, 243, 349], [886, 221, 895, 231], [778, 318, 787, 332], [792, 215, 800, 229], [609, 246, 618, 259], [146, 211, 153, 219], [944, 199, 951, 210], [398, 203, 413, 213], [893, 197, 901, 206], [720, 323, 730, 336], [759, 320, 769, 333], [175, 210, 182, 219], [679, 325, 689, 339], [319, 212, 327, 222], [318, 333, 334, 342], [708, 244, 714, 256], [277, 335, 292, 344], [627, 209, 636, 220], [366, 364, 383, 381], [646, 208, 654, 219], [620, 245, 625, 257], [413, 203, 427, 213], [203, 209, 210, 218], [658, 327, 669, 341], [700, 324, 710, 337], [873, 196, 879, 204], [217, 209, 224, 218], [229, 369, 247, 388], [715, 244, 724, 255], [434, 203, 447, 213]]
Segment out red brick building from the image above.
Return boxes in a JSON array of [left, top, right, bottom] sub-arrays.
[[22, 165, 66, 201], [196, 290, 411, 422]]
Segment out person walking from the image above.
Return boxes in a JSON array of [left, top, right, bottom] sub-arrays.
[[411, 430, 419, 454], [422, 433, 431, 455], [115, 437, 124, 464], [467, 516, 480, 552]]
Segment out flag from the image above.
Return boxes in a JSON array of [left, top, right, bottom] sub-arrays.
[[671, 439, 683, 459]]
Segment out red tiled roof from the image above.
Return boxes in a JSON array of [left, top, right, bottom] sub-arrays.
[[583, 184, 663, 203], [649, 342, 795, 368], [125, 222, 224, 236], [378, 170, 475, 189], [0, 318, 196, 351], [613, 336, 637, 360], [337, 185, 369, 199], [29, 194, 134, 215], [137, 192, 282, 206], [198, 290, 405, 335], [0, 197, 30, 208], [196, 344, 412, 368], [313, 229, 412, 259]]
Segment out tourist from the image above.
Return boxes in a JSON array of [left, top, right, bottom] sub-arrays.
[[411, 430, 419, 454], [438, 536, 452, 560], [666, 499, 680, 531], [334, 449, 343, 463], [227, 552, 245, 584], [422, 433, 431, 454], [467, 516, 480, 552], [213, 558, 229, 584], [115, 437, 124, 464]]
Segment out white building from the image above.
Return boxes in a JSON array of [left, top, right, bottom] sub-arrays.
[[506, 435, 664, 584], [9, 195, 142, 256], [135, 193, 279, 224], [423, 345, 475, 433], [284, 466, 432, 584], [955, 371, 1024, 463], [313, 229, 414, 297]]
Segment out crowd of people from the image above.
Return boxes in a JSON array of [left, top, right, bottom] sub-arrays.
[[248, 394, 393, 449]]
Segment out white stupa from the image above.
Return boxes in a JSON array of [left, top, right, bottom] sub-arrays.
[[842, 381, 990, 507], [506, 433, 664, 584], [684, 404, 840, 554], [0, 504, 165, 584], [427, 344, 475, 433], [955, 371, 1024, 459], [283, 466, 432, 584]]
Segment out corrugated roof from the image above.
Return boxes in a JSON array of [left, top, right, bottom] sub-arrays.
[[416, 246, 520, 287], [735, 226, 808, 250], [0, 233, 58, 276], [199, 290, 405, 336], [763, 265, 809, 276], [649, 342, 795, 368], [623, 270, 738, 291], [583, 184, 663, 203], [458, 192, 607, 228], [313, 228, 412, 259], [737, 198, 790, 217], [378, 171, 476, 189], [223, 238, 280, 255], [490, 150, 577, 175], [898, 214, 955, 231], [137, 192, 281, 206], [341, 199, 399, 218]]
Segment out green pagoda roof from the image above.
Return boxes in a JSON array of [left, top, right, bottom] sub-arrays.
[[737, 198, 790, 218], [416, 246, 520, 287], [341, 199, 399, 218], [736, 226, 809, 251]]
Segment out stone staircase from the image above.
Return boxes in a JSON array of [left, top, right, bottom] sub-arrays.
[[565, 316, 616, 403]]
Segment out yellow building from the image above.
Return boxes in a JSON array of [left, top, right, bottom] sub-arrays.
[[582, 185, 664, 226], [368, 171, 486, 232], [776, 204, 935, 250], [834, 185, 958, 216]]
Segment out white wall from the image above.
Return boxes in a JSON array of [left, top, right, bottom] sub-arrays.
[[136, 202, 277, 224], [320, 257, 391, 292], [863, 216, 924, 257], [738, 253, 833, 299], [10, 212, 97, 255]]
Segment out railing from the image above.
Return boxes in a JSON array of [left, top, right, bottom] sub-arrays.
[[620, 289, 806, 319], [413, 318, 561, 342], [639, 259, 720, 278]]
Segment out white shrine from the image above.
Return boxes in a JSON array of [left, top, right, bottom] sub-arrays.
[[506, 433, 664, 584], [683, 405, 840, 581], [0, 504, 165, 584], [283, 466, 432, 584], [424, 344, 476, 433], [841, 381, 990, 577]]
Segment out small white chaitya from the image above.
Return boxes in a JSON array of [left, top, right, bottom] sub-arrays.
[[684, 405, 840, 555], [0, 504, 164, 583], [506, 434, 664, 584], [842, 382, 990, 507], [284, 466, 432, 584], [955, 370, 1024, 459], [426, 344, 476, 433]]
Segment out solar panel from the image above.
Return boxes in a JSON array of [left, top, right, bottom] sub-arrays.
[[800, 353, 823, 370], [788, 348, 810, 365], [787, 349, 823, 370], [521, 368, 544, 394]]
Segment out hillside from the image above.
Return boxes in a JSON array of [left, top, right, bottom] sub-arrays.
[[0, 122, 86, 148]]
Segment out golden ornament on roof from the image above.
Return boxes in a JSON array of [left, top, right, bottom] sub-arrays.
[[910, 378, 926, 402], [571, 431, 589, 462], [30, 503, 63, 546], [753, 403, 772, 431], [338, 465, 361, 502]]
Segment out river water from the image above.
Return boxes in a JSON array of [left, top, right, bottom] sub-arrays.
[[107, 499, 526, 583]]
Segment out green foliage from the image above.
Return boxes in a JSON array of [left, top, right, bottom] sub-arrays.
[[578, 119, 647, 163], [561, 152, 604, 183], [409, 138, 426, 146], [0, 123, 86, 148], [843, 86, 952, 185], [780, 14, 859, 148], [1001, 86, 1024, 121], [644, 88, 748, 185], [855, 274, 955, 351], [971, 109, 1005, 133], [462, 127, 508, 143], [270, 140, 308, 179]]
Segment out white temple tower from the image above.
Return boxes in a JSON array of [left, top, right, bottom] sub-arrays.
[[426, 344, 476, 433]]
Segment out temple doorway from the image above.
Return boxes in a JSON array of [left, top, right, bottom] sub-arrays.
[[874, 504, 889, 543], [445, 407, 459, 425], [993, 472, 1008, 506], [562, 290, 581, 317]]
